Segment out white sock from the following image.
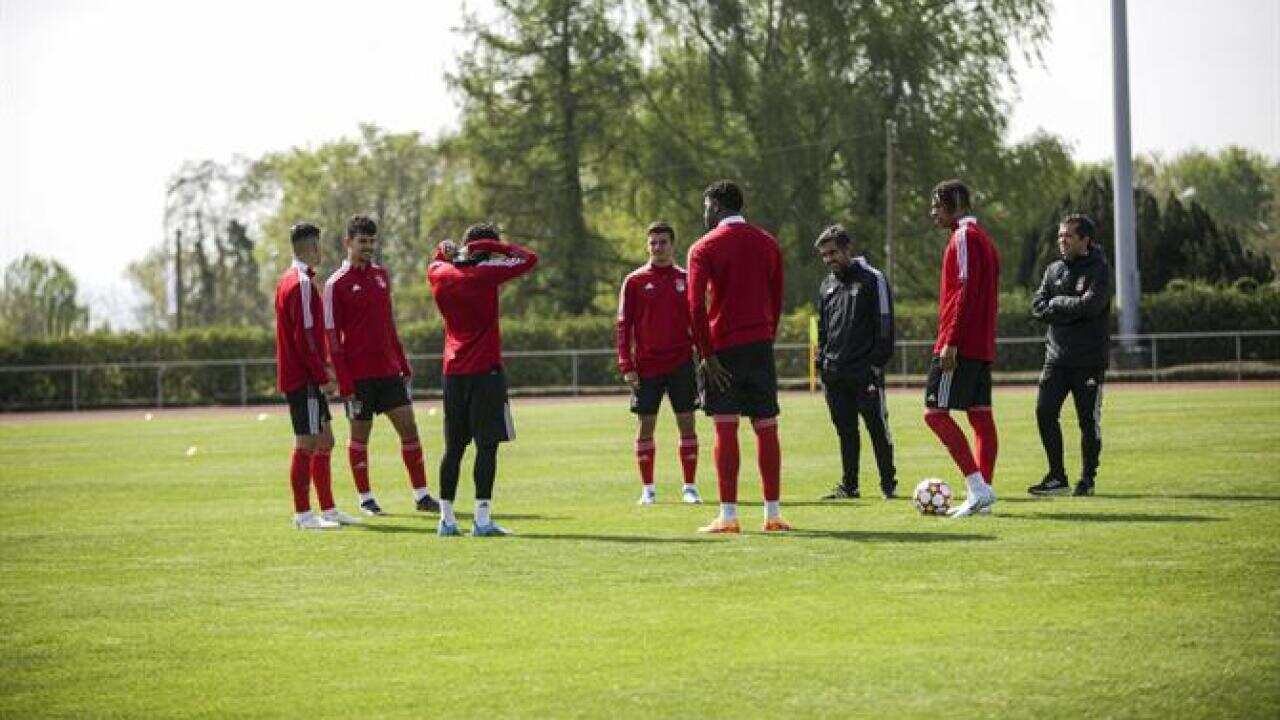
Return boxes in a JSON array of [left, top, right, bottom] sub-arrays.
[[295, 510, 314, 521], [475, 499, 492, 526], [720, 503, 737, 522], [764, 500, 780, 519], [642, 484, 656, 496], [440, 500, 456, 525], [359, 491, 375, 504], [413, 487, 430, 502], [683, 483, 696, 491], [965, 472, 986, 498]]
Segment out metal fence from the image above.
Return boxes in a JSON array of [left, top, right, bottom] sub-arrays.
[[1, 330, 1277, 411]]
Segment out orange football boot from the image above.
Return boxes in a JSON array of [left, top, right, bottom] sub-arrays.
[[697, 517, 741, 534], [762, 518, 793, 532]]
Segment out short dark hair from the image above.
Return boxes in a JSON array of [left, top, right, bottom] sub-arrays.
[[703, 180, 744, 214], [464, 222, 501, 243], [346, 214, 378, 238], [932, 179, 971, 214], [1062, 213, 1096, 242], [290, 222, 321, 246], [646, 220, 675, 243], [815, 224, 852, 249]]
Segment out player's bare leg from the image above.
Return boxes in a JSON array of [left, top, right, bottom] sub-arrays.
[[387, 404, 438, 511], [674, 411, 701, 503], [635, 414, 658, 504]]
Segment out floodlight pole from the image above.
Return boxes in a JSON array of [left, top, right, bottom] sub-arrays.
[[884, 119, 895, 287], [1111, 0, 1141, 353]]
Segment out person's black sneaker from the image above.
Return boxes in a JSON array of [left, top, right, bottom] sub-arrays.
[[880, 479, 898, 499], [415, 494, 441, 513], [360, 498, 386, 516], [1073, 479, 1095, 496], [821, 484, 860, 500], [1027, 474, 1071, 496]]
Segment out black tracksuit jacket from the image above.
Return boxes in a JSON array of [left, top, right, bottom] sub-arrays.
[[1031, 245, 1113, 367], [816, 257, 895, 377]]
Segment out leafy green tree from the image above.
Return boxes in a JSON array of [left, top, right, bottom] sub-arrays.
[[0, 254, 89, 337]]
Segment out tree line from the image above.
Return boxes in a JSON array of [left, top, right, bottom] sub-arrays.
[[2, 0, 1277, 338]]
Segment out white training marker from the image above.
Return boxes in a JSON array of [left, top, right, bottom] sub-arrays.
[[256, 412, 269, 421], [427, 407, 437, 416], [144, 413, 154, 421], [185, 446, 198, 457]]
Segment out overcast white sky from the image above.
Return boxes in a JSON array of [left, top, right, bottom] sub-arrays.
[[2, 0, 1278, 327]]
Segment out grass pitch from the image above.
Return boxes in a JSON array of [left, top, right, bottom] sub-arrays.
[[1, 385, 1278, 718]]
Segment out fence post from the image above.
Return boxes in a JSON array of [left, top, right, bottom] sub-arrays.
[[570, 351, 580, 396], [239, 361, 248, 406], [1150, 337, 1158, 383], [156, 366, 165, 408], [899, 346, 907, 383], [1235, 334, 1243, 382], [71, 368, 78, 412]]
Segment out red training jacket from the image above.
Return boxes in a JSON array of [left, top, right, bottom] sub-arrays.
[[686, 216, 784, 356], [615, 263, 694, 378], [426, 239, 538, 376], [323, 260, 410, 396], [935, 215, 1000, 362], [274, 259, 329, 393]]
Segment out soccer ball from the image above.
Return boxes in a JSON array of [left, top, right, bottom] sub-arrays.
[[912, 478, 952, 515]]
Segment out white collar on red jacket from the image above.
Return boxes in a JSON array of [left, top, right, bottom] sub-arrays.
[[958, 215, 978, 226], [291, 258, 312, 271], [718, 215, 746, 226]]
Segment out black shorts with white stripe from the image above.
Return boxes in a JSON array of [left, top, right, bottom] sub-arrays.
[[924, 355, 992, 410], [443, 367, 515, 447], [286, 383, 332, 436]]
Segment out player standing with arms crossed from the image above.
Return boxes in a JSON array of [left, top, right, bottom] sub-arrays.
[[323, 215, 439, 516], [427, 224, 538, 537], [923, 180, 1000, 517], [688, 180, 789, 534], [273, 222, 360, 529], [616, 221, 702, 506]]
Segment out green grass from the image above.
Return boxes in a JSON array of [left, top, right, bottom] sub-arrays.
[[1, 385, 1279, 718]]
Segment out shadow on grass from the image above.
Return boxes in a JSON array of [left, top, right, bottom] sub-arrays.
[[1002, 512, 1224, 523], [373, 513, 562, 521], [1097, 493, 1280, 503], [503, 533, 714, 544], [788, 529, 995, 543]]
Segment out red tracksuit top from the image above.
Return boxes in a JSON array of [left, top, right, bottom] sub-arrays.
[[935, 215, 1000, 362], [615, 263, 694, 378], [323, 260, 410, 396], [687, 216, 784, 356], [426, 239, 538, 376], [274, 259, 329, 393]]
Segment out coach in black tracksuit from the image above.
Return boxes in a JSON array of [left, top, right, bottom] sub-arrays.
[[813, 225, 898, 500], [1029, 214, 1112, 497]]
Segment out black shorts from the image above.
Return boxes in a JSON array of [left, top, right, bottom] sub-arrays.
[[700, 341, 780, 419], [925, 356, 992, 410], [286, 384, 331, 436], [345, 375, 412, 421], [631, 360, 700, 415], [443, 367, 514, 446]]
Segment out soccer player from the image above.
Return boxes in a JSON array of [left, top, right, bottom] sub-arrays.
[[812, 225, 898, 501], [273, 222, 359, 529], [426, 224, 538, 537], [323, 214, 439, 516], [688, 180, 788, 534], [616, 220, 702, 506], [923, 179, 1000, 518], [1029, 214, 1111, 497]]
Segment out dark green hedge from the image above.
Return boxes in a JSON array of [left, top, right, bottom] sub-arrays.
[[3, 283, 1277, 408]]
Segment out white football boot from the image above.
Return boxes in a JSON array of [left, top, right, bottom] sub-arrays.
[[948, 476, 986, 518], [977, 484, 997, 514], [321, 508, 363, 525], [294, 511, 340, 530], [681, 485, 703, 504], [637, 487, 657, 505]]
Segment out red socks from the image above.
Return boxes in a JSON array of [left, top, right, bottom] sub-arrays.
[[348, 441, 371, 494], [635, 438, 656, 486], [752, 418, 781, 502], [311, 449, 335, 511], [967, 407, 998, 485], [924, 409, 980, 477], [713, 415, 740, 503], [679, 435, 698, 485], [289, 448, 313, 513], [401, 439, 428, 491]]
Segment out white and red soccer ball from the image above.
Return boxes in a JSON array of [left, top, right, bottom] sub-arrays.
[[912, 478, 952, 515]]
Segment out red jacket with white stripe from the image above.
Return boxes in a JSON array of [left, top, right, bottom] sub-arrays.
[[274, 259, 329, 393], [323, 260, 410, 396], [615, 263, 694, 378], [935, 215, 1000, 362], [686, 216, 784, 356], [427, 239, 538, 376]]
